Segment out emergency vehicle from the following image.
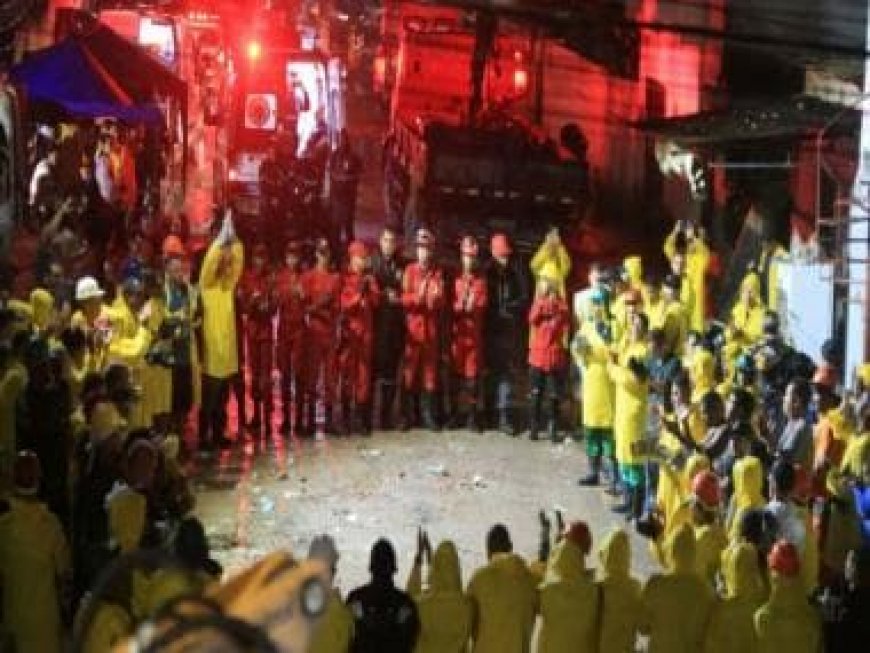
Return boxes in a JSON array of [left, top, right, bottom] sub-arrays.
[[380, 2, 589, 250], [217, 24, 345, 230]]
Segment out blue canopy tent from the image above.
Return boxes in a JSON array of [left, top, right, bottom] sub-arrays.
[[10, 38, 163, 123]]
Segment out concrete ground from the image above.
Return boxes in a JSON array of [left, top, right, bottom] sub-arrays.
[[192, 428, 658, 591]]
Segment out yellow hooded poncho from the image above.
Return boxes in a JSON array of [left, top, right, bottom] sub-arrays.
[[408, 541, 472, 653], [704, 542, 765, 653], [755, 574, 822, 653], [537, 539, 598, 653], [596, 529, 642, 653], [727, 456, 766, 541]]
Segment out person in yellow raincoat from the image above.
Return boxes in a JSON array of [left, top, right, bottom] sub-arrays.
[[7, 287, 57, 336], [640, 522, 714, 653], [664, 220, 710, 332], [730, 272, 766, 347], [754, 235, 788, 312], [704, 542, 766, 653], [139, 270, 173, 428], [690, 470, 729, 586], [661, 273, 689, 355], [573, 286, 615, 486], [0, 334, 27, 490], [71, 275, 112, 373], [530, 227, 571, 297], [726, 456, 766, 541], [106, 277, 153, 428], [536, 522, 599, 653], [407, 533, 472, 653], [306, 535, 354, 653], [688, 344, 717, 403], [467, 524, 538, 653], [610, 310, 650, 517], [197, 212, 244, 451], [0, 451, 71, 653], [595, 528, 642, 653], [652, 453, 711, 566], [755, 541, 822, 653]]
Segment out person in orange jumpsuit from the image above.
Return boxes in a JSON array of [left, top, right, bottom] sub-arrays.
[[302, 238, 341, 438], [401, 229, 445, 431], [450, 235, 487, 431], [528, 272, 571, 442], [239, 243, 276, 438], [338, 241, 381, 436], [275, 239, 307, 437]]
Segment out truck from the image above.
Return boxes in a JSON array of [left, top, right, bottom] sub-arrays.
[[216, 19, 345, 244], [381, 2, 589, 251]]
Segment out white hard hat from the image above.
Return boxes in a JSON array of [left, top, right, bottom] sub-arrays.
[[75, 276, 105, 301]]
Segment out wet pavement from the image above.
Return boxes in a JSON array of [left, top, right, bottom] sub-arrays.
[[191, 428, 658, 591]]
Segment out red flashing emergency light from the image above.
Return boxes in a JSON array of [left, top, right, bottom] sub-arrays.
[[246, 40, 262, 61], [513, 68, 529, 95]]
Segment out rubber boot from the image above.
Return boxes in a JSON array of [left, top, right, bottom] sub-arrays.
[[605, 457, 622, 496], [379, 382, 396, 430], [421, 392, 441, 431], [446, 376, 462, 430], [547, 399, 562, 443], [465, 380, 482, 433], [356, 402, 372, 437], [579, 454, 601, 487], [611, 485, 633, 515], [498, 408, 516, 436], [529, 391, 543, 441], [398, 390, 414, 432]]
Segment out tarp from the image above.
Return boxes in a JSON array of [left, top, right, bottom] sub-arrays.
[[10, 38, 163, 123]]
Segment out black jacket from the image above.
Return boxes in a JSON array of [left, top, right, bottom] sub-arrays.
[[347, 580, 420, 653]]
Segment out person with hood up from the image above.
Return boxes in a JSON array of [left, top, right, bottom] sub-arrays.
[[640, 522, 714, 653], [730, 272, 766, 347], [6, 287, 57, 336], [690, 470, 729, 586], [609, 310, 650, 517], [664, 220, 710, 332], [595, 528, 642, 653], [754, 540, 822, 653], [348, 538, 419, 653], [0, 451, 71, 653], [530, 226, 571, 298], [467, 524, 538, 653], [727, 456, 767, 541], [704, 541, 766, 653], [527, 265, 571, 442], [536, 521, 599, 653], [573, 286, 615, 487], [406, 530, 472, 653], [307, 534, 354, 653], [197, 211, 244, 451]]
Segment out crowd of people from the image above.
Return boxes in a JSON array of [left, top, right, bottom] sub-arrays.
[[1, 111, 869, 652]]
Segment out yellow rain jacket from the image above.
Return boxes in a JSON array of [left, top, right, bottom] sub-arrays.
[[107, 296, 152, 428], [757, 242, 787, 311], [754, 575, 822, 653], [531, 241, 571, 297], [689, 348, 717, 402], [572, 318, 614, 429], [537, 539, 598, 653], [467, 552, 538, 653], [623, 256, 643, 289], [407, 541, 472, 653], [106, 484, 146, 553], [0, 360, 27, 488], [596, 529, 642, 653], [140, 297, 173, 425], [664, 230, 710, 332], [307, 589, 355, 653], [200, 240, 244, 379], [840, 430, 869, 478], [694, 522, 728, 587], [71, 305, 111, 373], [730, 274, 765, 346], [704, 542, 765, 653], [610, 341, 649, 466], [727, 456, 766, 540], [641, 523, 714, 653], [0, 497, 71, 653], [80, 601, 132, 653], [653, 454, 710, 568]]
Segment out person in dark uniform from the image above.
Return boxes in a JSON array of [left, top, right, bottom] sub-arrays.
[[484, 233, 530, 435], [347, 539, 420, 653], [371, 227, 405, 430]]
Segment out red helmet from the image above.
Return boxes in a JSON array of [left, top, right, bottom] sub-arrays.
[[348, 240, 368, 259], [768, 540, 800, 577], [490, 233, 511, 257], [564, 521, 592, 555], [691, 470, 722, 510]]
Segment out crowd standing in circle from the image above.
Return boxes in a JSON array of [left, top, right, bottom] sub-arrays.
[[0, 119, 869, 652]]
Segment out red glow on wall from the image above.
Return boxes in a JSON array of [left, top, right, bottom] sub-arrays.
[[246, 39, 262, 62], [513, 68, 529, 96]]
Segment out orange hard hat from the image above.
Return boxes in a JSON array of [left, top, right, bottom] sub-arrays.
[[768, 540, 800, 577], [490, 232, 512, 258], [12, 450, 42, 496], [348, 240, 368, 259], [691, 470, 722, 510], [162, 235, 186, 259], [564, 521, 592, 555]]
